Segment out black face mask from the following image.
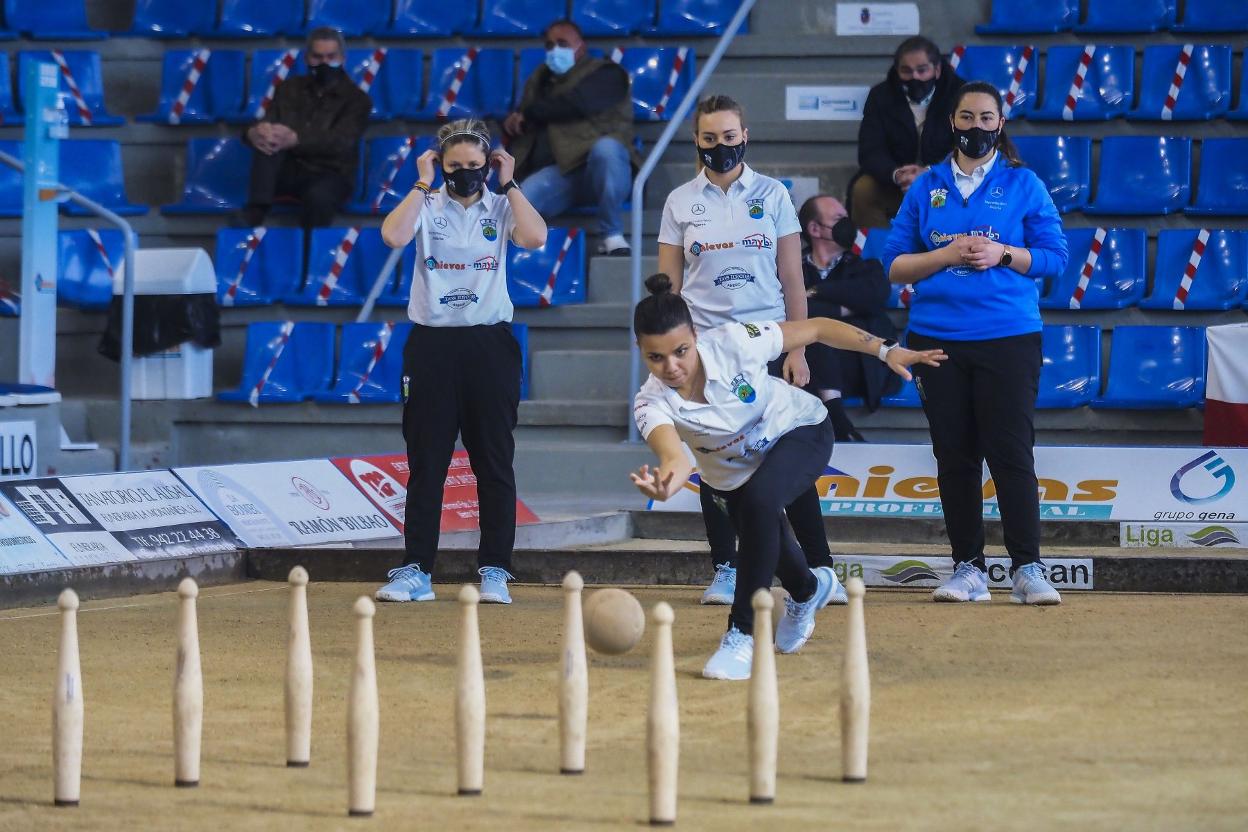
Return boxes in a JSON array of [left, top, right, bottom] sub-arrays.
[[902, 76, 936, 104], [699, 141, 746, 174], [954, 125, 1000, 160], [309, 63, 346, 87], [830, 217, 858, 250], [443, 166, 487, 198]]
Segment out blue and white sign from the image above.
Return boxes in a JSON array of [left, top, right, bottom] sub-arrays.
[[785, 86, 871, 121]]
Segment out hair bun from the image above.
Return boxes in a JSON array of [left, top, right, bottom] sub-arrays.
[[644, 273, 673, 297]]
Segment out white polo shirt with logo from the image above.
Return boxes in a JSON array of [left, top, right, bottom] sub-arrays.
[[658, 164, 802, 332], [633, 321, 827, 491], [407, 187, 517, 327]]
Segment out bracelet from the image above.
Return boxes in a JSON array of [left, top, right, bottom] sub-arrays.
[[413, 181, 431, 194], [500, 179, 520, 195]]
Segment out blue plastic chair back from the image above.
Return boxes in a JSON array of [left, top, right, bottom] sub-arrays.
[[346, 47, 423, 121], [616, 47, 697, 121], [374, 244, 418, 307], [417, 48, 516, 120], [18, 50, 123, 125], [1142, 229, 1248, 310], [976, 0, 1075, 33], [226, 48, 304, 123], [475, 0, 565, 36], [1189, 138, 1248, 216], [1086, 136, 1191, 216], [1077, 0, 1175, 32], [1129, 45, 1231, 121], [59, 140, 147, 216], [1036, 325, 1101, 408], [219, 322, 336, 403], [348, 136, 438, 215], [217, 0, 304, 37], [1032, 45, 1134, 121], [1012, 135, 1091, 213], [1230, 60, 1248, 121], [0, 54, 19, 124], [573, 0, 654, 35], [57, 228, 131, 310], [1093, 326, 1206, 409], [1174, 0, 1248, 32], [949, 44, 1038, 117], [0, 140, 24, 216], [386, 0, 477, 35], [5, 0, 101, 38], [163, 138, 253, 215], [508, 228, 587, 308], [214, 226, 304, 306], [288, 227, 389, 306], [307, 0, 390, 36], [140, 49, 247, 124], [1041, 227, 1145, 310], [130, 0, 216, 36], [314, 322, 414, 403], [859, 228, 889, 262], [650, 0, 747, 35]]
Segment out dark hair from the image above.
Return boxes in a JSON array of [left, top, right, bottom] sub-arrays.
[[306, 26, 345, 53], [692, 94, 746, 135], [634, 274, 694, 337], [544, 18, 584, 40], [893, 36, 941, 69], [952, 81, 1024, 167]]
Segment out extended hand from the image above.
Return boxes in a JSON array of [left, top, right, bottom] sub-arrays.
[[629, 464, 676, 501], [886, 347, 948, 381], [490, 148, 516, 187]]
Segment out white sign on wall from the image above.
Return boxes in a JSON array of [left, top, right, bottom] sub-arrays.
[[832, 555, 1094, 590], [1120, 522, 1247, 549], [785, 86, 871, 121], [836, 3, 921, 36], [0, 490, 70, 574], [0, 420, 37, 482]]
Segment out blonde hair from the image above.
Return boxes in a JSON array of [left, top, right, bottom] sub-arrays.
[[437, 118, 491, 154]]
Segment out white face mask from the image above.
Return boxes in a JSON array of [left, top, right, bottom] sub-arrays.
[[545, 46, 576, 75]]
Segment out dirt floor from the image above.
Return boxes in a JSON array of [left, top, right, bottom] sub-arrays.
[[1, 582, 1246, 832]]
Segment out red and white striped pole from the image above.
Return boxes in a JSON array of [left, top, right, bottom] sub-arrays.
[[248, 321, 295, 407], [1173, 228, 1210, 310], [355, 47, 388, 94], [222, 227, 267, 307], [347, 323, 395, 404], [1161, 44, 1194, 121], [435, 47, 479, 120], [539, 229, 580, 308], [315, 227, 361, 306], [49, 50, 93, 125], [168, 49, 211, 125], [1070, 227, 1107, 309], [254, 49, 298, 121], [1061, 45, 1096, 121], [371, 137, 417, 215], [1002, 45, 1034, 118], [653, 47, 689, 119]]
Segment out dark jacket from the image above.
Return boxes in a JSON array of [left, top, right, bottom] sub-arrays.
[[856, 60, 964, 188], [243, 72, 371, 180]]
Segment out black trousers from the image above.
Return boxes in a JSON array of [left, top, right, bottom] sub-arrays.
[[805, 343, 867, 397], [909, 331, 1043, 572], [400, 323, 522, 573], [247, 150, 353, 229], [705, 419, 834, 635]]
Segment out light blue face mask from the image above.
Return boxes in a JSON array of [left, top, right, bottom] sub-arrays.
[[545, 46, 576, 76]]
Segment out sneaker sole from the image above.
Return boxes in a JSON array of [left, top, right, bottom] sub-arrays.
[[375, 590, 435, 602], [932, 590, 992, 603], [1010, 593, 1061, 605], [702, 667, 750, 681], [479, 593, 512, 605], [700, 593, 733, 605]]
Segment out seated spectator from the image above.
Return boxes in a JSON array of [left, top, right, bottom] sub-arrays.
[[798, 194, 899, 440], [237, 27, 371, 230], [504, 19, 641, 256], [848, 36, 964, 228]]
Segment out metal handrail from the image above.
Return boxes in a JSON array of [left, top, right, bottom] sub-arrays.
[[0, 148, 136, 472], [627, 0, 757, 442]]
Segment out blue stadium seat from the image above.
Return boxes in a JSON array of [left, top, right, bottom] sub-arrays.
[[977, 0, 1075, 33], [1141, 229, 1248, 311], [139, 50, 247, 124], [508, 228, 586, 307], [216, 0, 304, 37], [1040, 227, 1145, 310], [385, 0, 477, 36], [649, 0, 747, 35], [1036, 325, 1101, 408], [1091, 326, 1206, 409], [1032, 45, 1133, 121], [1012, 135, 1091, 213], [858, 228, 889, 262], [573, 0, 654, 35], [214, 226, 304, 307], [0, 140, 21, 217], [1128, 45, 1231, 121], [218, 322, 336, 404], [287, 227, 390, 307], [374, 244, 417, 307], [57, 228, 131, 310], [306, 0, 390, 37], [1189, 138, 1248, 216], [4, 0, 102, 38], [59, 140, 147, 216], [0, 54, 20, 124], [1085, 136, 1191, 216], [348, 136, 438, 215], [129, 0, 216, 37], [1231, 60, 1248, 121], [225, 48, 304, 124], [18, 51, 123, 126], [415, 48, 515, 120], [880, 372, 921, 408], [346, 48, 423, 121], [0, 283, 17, 316], [1174, 0, 1248, 32], [313, 322, 414, 404], [474, 0, 564, 36], [513, 322, 530, 400], [615, 48, 697, 122], [163, 139, 253, 215], [1077, 0, 1175, 33], [949, 44, 1037, 117]]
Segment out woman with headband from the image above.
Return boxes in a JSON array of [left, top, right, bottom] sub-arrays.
[[375, 119, 547, 606]]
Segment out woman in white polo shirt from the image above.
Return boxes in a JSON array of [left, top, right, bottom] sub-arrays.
[[374, 118, 547, 606], [631, 274, 946, 679]]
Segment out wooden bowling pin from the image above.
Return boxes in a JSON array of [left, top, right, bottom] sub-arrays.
[[840, 577, 870, 783], [347, 596, 378, 817], [52, 589, 83, 807], [748, 589, 778, 804], [173, 578, 202, 788], [647, 602, 678, 826], [559, 571, 588, 775], [286, 566, 313, 768], [456, 585, 485, 796]]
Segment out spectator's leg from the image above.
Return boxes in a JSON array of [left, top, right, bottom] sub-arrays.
[[582, 137, 631, 242], [519, 164, 576, 222], [849, 172, 903, 229], [294, 171, 353, 229], [241, 149, 286, 225]]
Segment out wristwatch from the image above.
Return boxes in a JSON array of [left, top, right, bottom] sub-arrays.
[[878, 339, 900, 362], [999, 245, 1014, 267], [500, 179, 520, 195]]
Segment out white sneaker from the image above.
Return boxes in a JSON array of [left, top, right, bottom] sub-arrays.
[[598, 234, 630, 256], [932, 562, 991, 603], [700, 562, 736, 605], [775, 566, 840, 654], [702, 627, 753, 681], [1011, 563, 1062, 605], [375, 564, 435, 602]]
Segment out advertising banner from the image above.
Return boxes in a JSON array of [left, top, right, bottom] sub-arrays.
[[785, 86, 871, 121], [0, 420, 37, 482], [835, 3, 921, 36], [1119, 522, 1248, 549], [0, 490, 70, 574], [0, 478, 138, 566], [831, 555, 1093, 591]]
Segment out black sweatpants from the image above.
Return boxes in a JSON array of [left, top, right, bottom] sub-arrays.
[[705, 419, 834, 635], [400, 323, 522, 573], [908, 331, 1042, 572], [247, 150, 353, 229]]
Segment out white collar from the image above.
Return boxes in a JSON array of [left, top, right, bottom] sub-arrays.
[[435, 187, 491, 215], [695, 162, 756, 196], [951, 150, 998, 181]]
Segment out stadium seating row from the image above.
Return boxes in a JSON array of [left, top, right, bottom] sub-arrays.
[[979, 0, 1248, 34]]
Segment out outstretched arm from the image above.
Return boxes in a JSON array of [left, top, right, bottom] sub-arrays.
[[779, 318, 947, 381], [629, 425, 694, 502]]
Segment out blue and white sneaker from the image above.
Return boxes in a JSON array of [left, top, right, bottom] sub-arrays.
[[1011, 563, 1062, 605], [776, 566, 840, 654], [700, 562, 737, 605], [375, 564, 435, 603], [478, 567, 514, 605], [702, 627, 754, 681], [933, 562, 991, 603]]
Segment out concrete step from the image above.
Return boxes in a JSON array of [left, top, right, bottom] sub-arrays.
[[589, 255, 659, 304], [519, 399, 629, 428], [514, 440, 652, 497], [528, 349, 629, 401]]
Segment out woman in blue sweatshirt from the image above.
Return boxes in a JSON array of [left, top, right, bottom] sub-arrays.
[[881, 81, 1069, 606]]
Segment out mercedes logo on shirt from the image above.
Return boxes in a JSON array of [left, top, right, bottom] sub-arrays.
[[433, 216, 448, 229], [691, 203, 706, 215]]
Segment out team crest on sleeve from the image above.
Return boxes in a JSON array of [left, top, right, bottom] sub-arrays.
[[742, 322, 762, 338], [746, 198, 765, 219], [930, 188, 948, 208], [480, 219, 498, 241], [729, 373, 757, 403]]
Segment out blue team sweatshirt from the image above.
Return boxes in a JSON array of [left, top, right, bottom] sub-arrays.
[[881, 155, 1068, 341]]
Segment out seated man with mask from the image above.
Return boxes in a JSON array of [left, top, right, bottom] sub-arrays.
[[238, 27, 372, 230], [503, 19, 641, 256]]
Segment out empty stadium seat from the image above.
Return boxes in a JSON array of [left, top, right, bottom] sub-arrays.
[[615, 48, 697, 121], [1174, 0, 1248, 32], [1230, 61, 1248, 121], [1091, 326, 1206, 409], [573, 0, 654, 35], [1085, 136, 1191, 216], [474, 0, 565, 36], [216, 0, 304, 37], [312, 322, 414, 404], [880, 378, 921, 407], [508, 228, 586, 307], [948, 44, 1037, 117], [976, 0, 1075, 33], [225, 48, 304, 124], [1189, 138, 1248, 216], [18, 51, 123, 126], [306, 0, 390, 37], [1128, 45, 1231, 121], [649, 0, 746, 35], [5, 0, 102, 38], [1036, 325, 1101, 408], [287, 227, 390, 307], [129, 0, 216, 37], [1076, 0, 1176, 33], [0, 140, 21, 217], [219, 322, 335, 404], [1141, 229, 1248, 310], [139, 50, 246, 124], [1040, 227, 1146, 310], [374, 244, 417, 307], [1012, 135, 1091, 213], [346, 47, 423, 121], [214, 226, 304, 306], [59, 140, 147, 216], [57, 228, 131, 310], [1032, 45, 1133, 121], [348, 136, 438, 215], [385, 0, 477, 36], [0, 54, 19, 124], [415, 48, 515, 120], [163, 138, 253, 215]]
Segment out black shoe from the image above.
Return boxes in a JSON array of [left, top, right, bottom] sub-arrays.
[[824, 397, 865, 442]]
